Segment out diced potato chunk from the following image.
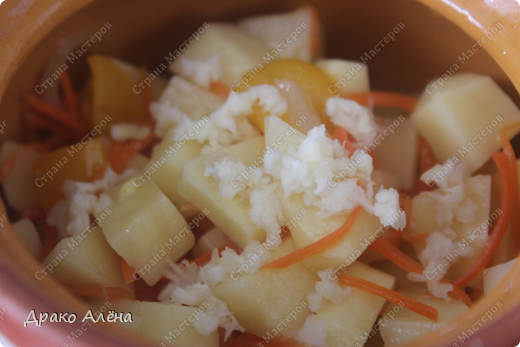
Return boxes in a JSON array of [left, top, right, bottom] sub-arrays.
[[43, 227, 130, 291], [379, 288, 469, 346], [484, 258, 518, 295], [0, 141, 41, 211], [238, 7, 321, 62], [88, 55, 148, 127], [108, 300, 218, 347], [316, 59, 370, 94], [169, 23, 271, 86], [411, 175, 491, 287], [34, 138, 106, 211], [178, 137, 266, 249], [11, 218, 41, 258], [373, 115, 418, 190], [281, 192, 383, 274], [315, 262, 395, 347], [147, 139, 203, 218], [212, 236, 315, 336], [99, 180, 195, 285], [412, 73, 520, 172]]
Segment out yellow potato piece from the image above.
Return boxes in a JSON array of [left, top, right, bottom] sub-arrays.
[[316, 262, 395, 347], [98, 180, 195, 286], [212, 236, 315, 337], [145, 138, 203, 218], [178, 137, 266, 249], [107, 300, 218, 347], [43, 227, 131, 293], [379, 288, 469, 347], [412, 73, 520, 173], [316, 59, 370, 94], [88, 55, 148, 128], [33, 138, 106, 211], [483, 258, 518, 295]]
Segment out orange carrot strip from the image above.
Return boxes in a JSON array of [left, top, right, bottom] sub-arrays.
[[107, 128, 156, 174], [332, 126, 354, 155], [500, 122, 520, 249], [384, 228, 402, 243], [65, 285, 134, 300], [454, 152, 514, 287], [58, 70, 80, 115], [342, 92, 418, 112], [262, 207, 362, 270], [120, 257, 136, 285], [191, 246, 226, 267], [410, 136, 437, 195], [23, 94, 88, 138], [24, 112, 74, 139], [338, 275, 438, 321], [369, 238, 472, 307]]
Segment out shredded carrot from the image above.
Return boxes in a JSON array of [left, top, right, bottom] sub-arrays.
[[332, 126, 354, 155], [107, 127, 156, 174], [341, 92, 418, 113], [65, 285, 134, 300], [384, 227, 402, 243], [338, 275, 438, 321], [262, 206, 362, 270], [24, 112, 73, 139], [192, 246, 226, 267], [23, 94, 88, 138], [500, 122, 520, 250], [410, 136, 437, 195], [0, 152, 18, 183], [210, 82, 231, 99], [58, 70, 80, 115], [38, 223, 59, 262], [454, 152, 515, 288], [120, 257, 136, 284], [369, 238, 473, 307]]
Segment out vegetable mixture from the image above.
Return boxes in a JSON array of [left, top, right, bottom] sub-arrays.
[[2, 6, 520, 347]]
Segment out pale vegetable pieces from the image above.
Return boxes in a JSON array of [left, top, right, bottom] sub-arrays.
[[412, 73, 520, 173], [147, 138, 203, 218], [178, 137, 266, 249], [315, 262, 395, 347], [11, 218, 41, 258], [212, 236, 315, 337], [169, 23, 271, 86], [43, 227, 131, 292], [108, 300, 219, 347], [0, 141, 41, 211], [97, 180, 195, 286], [379, 288, 469, 346], [316, 59, 370, 94], [483, 258, 518, 295]]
